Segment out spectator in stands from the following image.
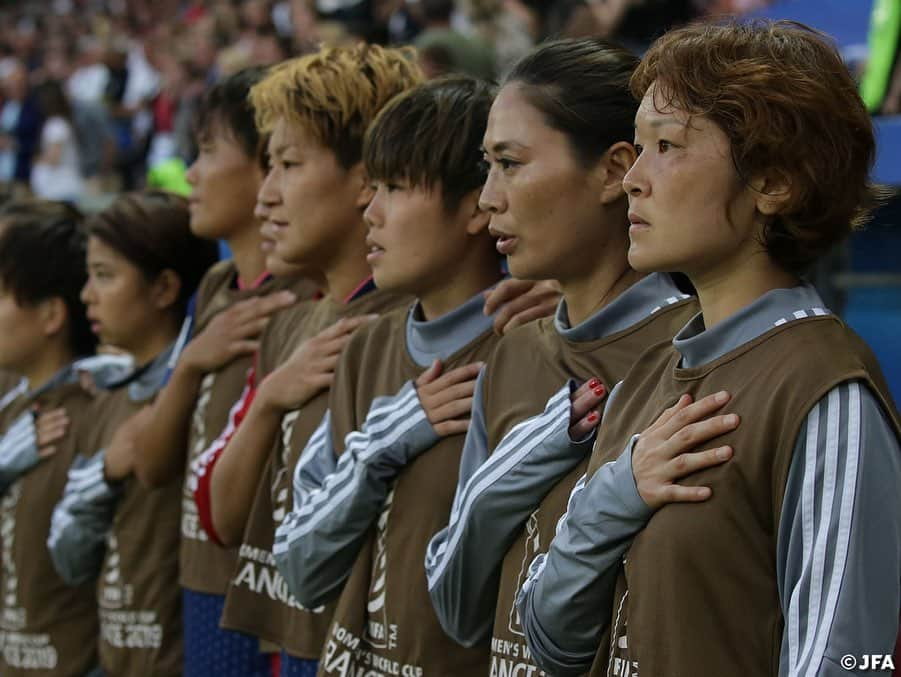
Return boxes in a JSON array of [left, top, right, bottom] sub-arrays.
[[30, 79, 84, 202], [414, 0, 495, 78]]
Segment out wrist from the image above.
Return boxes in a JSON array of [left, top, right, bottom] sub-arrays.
[[253, 380, 289, 418]]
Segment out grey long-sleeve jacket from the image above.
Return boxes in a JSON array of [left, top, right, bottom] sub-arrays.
[[424, 273, 692, 647], [517, 285, 901, 677], [273, 291, 496, 609], [46, 347, 173, 586]]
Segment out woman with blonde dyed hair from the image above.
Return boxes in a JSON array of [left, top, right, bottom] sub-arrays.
[[192, 42, 423, 677], [518, 20, 901, 677]]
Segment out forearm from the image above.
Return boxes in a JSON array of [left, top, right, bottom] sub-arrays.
[[133, 360, 202, 487], [427, 382, 591, 646], [209, 394, 283, 546], [48, 452, 120, 585], [518, 438, 652, 674], [275, 383, 438, 608], [0, 413, 40, 495]]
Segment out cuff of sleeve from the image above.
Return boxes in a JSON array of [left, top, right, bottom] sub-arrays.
[[609, 435, 653, 519], [0, 411, 40, 469], [404, 381, 441, 452]]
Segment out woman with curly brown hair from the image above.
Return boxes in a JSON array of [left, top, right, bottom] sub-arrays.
[[518, 20, 901, 677]]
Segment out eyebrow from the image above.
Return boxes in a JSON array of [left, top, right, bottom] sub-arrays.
[[269, 142, 296, 157], [635, 117, 688, 130], [481, 140, 527, 154]]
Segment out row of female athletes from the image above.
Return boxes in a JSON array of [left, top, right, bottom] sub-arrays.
[[0, 15, 897, 677]]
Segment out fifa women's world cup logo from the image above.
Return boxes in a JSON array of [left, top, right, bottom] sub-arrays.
[[364, 485, 396, 650]]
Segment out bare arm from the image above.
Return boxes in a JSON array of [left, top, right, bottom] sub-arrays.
[[209, 315, 376, 546], [132, 359, 205, 487], [133, 291, 297, 487]]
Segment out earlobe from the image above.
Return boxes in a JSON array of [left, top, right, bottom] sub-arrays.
[[754, 171, 793, 216], [153, 270, 182, 311], [352, 165, 374, 209], [598, 142, 638, 205], [39, 297, 66, 338]]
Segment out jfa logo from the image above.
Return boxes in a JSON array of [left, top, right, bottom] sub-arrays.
[[840, 654, 895, 671]]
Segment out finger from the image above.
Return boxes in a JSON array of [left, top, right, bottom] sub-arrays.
[[415, 360, 443, 388], [666, 414, 740, 456], [318, 331, 359, 357], [229, 340, 261, 356], [568, 410, 601, 441], [570, 378, 603, 402], [429, 397, 474, 423], [36, 415, 69, 437], [35, 406, 67, 420], [36, 410, 69, 428], [570, 384, 606, 422], [424, 379, 478, 408], [432, 362, 484, 388], [308, 373, 335, 392], [432, 419, 471, 437], [658, 391, 732, 439], [322, 314, 378, 340], [235, 315, 271, 339], [666, 445, 733, 479], [315, 352, 341, 373], [37, 446, 57, 459], [655, 483, 713, 504], [254, 290, 299, 316], [645, 393, 694, 435], [36, 423, 69, 446], [497, 301, 558, 335], [482, 279, 534, 315]]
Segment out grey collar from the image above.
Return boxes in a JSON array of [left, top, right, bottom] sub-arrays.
[[406, 288, 496, 367], [114, 344, 176, 402], [673, 283, 831, 368], [555, 273, 692, 343]]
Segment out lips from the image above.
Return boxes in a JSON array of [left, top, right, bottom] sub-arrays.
[[489, 225, 519, 256], [365, 236, 385, 264], [628, 212, 651, 234]]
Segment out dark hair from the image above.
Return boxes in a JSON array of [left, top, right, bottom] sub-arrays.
[[421, 0, 455, 23], [632, 19, 877, 274], [0, 199, 96, 357], [35, 79, 72, 121], [193, 66, 269, 158], [87, 190, 219, 315], [504, 38, 639, 168], [364, 75, 494, 212]]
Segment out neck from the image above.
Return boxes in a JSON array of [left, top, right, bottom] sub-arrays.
[[691, 250, 799, 329], [321, 222, 372, 303], [127, 316, 181, 367], [418, 248, 503, 321], [22, 342, 74, 392], [558, 221, 644, 327], [227, 223, 267, 288]]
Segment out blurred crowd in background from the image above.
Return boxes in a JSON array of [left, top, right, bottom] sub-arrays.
[[0, 0, 777, 207]]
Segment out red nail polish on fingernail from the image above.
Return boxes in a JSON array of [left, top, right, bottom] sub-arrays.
[[587, 412, 598, 422], [593, 387, 605, 397], [588, 378, 600, 389]]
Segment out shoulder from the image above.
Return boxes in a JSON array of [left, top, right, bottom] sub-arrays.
[[344, 304, 410, 360], [195, 260, 236, 311]]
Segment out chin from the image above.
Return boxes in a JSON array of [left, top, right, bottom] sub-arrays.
[[627, 247, 668, 274], [189, 218, 223, 240], [506, 256, 548, 284]]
